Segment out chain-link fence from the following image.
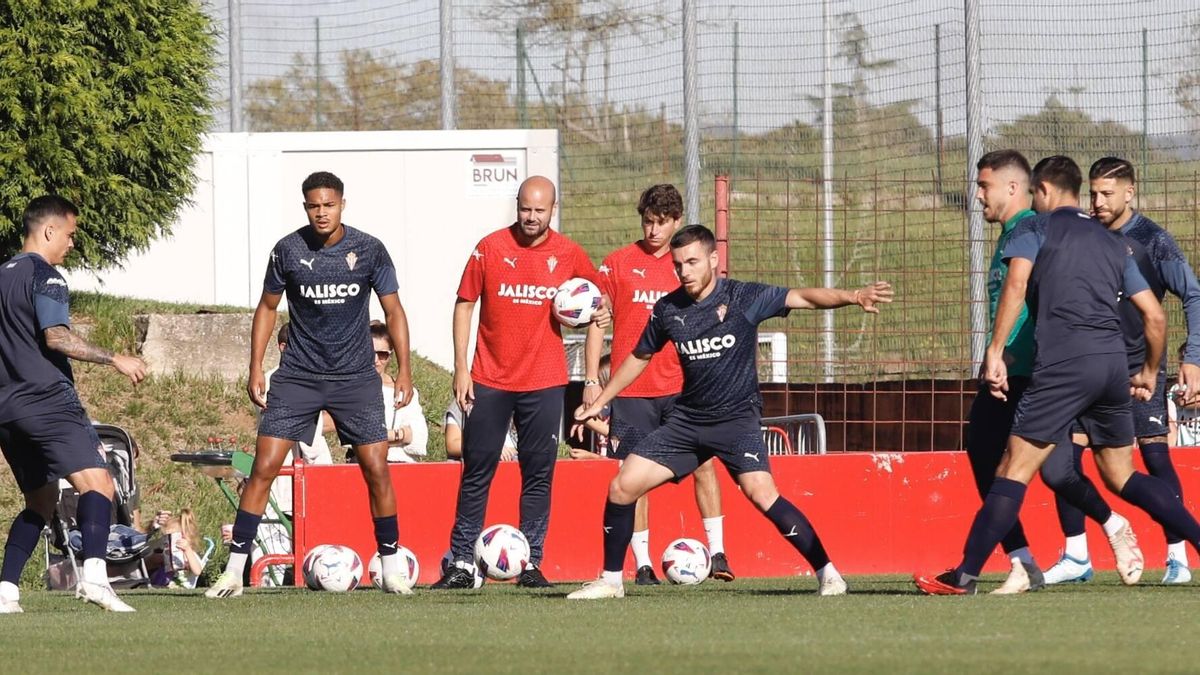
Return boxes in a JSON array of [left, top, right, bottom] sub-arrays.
[[207, 0, 1200, 444]]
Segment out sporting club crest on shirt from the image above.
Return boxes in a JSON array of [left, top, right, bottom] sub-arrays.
[[716, 304, 727, 322], [345, 251, 358, 271], [547, 255, 558, 273]]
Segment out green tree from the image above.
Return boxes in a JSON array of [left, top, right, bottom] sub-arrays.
[[1177, 18, 1200, 129], [245, 51, 516, 132], [0, 1, 216, 268]]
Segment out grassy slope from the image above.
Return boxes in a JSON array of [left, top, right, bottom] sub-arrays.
[[0, 293, 454, 587], [6, 575, 1200, 673]]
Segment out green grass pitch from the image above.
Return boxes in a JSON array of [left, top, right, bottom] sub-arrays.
[[7, 574, 1199, 673]]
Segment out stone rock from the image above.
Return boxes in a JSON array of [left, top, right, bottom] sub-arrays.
[[137, 314, 280, 380]]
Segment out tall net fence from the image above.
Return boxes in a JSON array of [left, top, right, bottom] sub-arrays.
[[209, 0, 1200, 448]]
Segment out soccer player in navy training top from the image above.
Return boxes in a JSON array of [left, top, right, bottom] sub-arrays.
[[0, 195, 148, 613], [1039, 157, 1200, 585], [567, 225, 893, 599], [915, 156, 1200, 595], [207, 172, 416, 598]]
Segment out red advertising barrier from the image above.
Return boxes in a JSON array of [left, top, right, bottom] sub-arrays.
[[288, 450, 1200, 585]]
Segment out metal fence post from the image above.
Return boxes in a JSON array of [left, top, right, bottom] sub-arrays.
[[821, 0, 835, 383], [440, 0, 456, 130], [964, 0, 987, 370], [228, 0, 242, 132], [682, 0, 701, 225]]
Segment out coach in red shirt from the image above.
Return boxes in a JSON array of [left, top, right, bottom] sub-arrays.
[[433, 175, 609, 589]]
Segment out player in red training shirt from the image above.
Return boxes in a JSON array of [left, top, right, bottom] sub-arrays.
[[582, 184, 734, 584], [433, 175, 611, 589]]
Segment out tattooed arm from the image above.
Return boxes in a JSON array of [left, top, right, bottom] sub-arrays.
[[44, 326, 147, 384]]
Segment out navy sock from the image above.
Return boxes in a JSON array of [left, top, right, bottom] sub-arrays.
[[1120, 472, 1200, 550], [957, 478, 1027, 580], [373, 515, 399, 556], [230, 509, 262, 555], [999, 520, 1031, 556], [77, 492, 112, 560], [1, 510, 46, 584], [602, 500, 636, 572], [1053, 443, 1090, 537], [765, 497, 830, 571], [1141, 443, 1184, 544]]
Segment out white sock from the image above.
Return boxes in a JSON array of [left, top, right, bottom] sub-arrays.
[[0, 581, 18, 601], [1008, 546, 1034, 566], [226, 552, 249, 577], [380, 552, 402, 578], [630, 530, 652, 568], [1102, 513, 1127, 538], [702, 516, 726, 555], [816, 562, 839, 582], [601, 570, 623, 587], [1167, 541, 1190, 566], [1064, 533, 1090, 560], [82, 557, 108, 585]]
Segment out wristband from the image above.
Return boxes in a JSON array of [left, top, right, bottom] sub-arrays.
[[583, 379, 600, 387]]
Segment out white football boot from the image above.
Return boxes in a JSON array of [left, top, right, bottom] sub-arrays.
[[76, 581, 135, 612], [566, 578, 625, 600], [204, 570, 244, 599]]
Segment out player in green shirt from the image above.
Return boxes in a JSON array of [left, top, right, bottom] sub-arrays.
[[964, 150, 1045, 594]]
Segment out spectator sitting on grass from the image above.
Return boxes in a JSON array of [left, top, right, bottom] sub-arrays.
[[148, 509, 204, 588], [371, 321, 428, 462], [569, 355, 612, 460], [444, 398, 518, 461]]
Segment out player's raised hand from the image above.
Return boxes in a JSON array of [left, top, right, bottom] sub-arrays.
[[112, 354, 147, 385], [453, 368, 475, 412], [247, 368, 267, 408], [394, 370, 414, 408], [854, 281, 893, 314]]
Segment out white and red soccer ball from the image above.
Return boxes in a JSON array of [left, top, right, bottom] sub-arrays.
[[302, 544, 363, 592], [474, 524, 532, 581], [661, 538, 711, 585], [552, 278, 603, 328], [367, 547, 420, 591]]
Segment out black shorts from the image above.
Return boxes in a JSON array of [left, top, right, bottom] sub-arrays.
[[1069, 368, 1168, 440], [609, 395, 678, 460], [0, 387, 106, 493], [628, 411, 770, 480], [1012, 353, 1133, 448], [259, 371, 386, 446]]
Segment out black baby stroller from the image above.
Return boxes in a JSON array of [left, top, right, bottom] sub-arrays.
[[43, 423, 152, 590]]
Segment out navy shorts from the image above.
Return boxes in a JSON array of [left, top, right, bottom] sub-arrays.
[[259, 371, 387, 446], [0, 387, 106, 492], [1069, 368, 1168, 440], [1012, 353, 1134, 448], [628, 411, 770, 480], [609, 395, 678, 460]]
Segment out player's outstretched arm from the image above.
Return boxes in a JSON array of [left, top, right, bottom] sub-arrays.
[[452, 298, 477, 411], [1129, 288, 1166, 402], [247, 290, 283, 408], [380, 292, 413, 407], [576, 352, 652, 421], [785, 281, 893, 312], [44, 325, 146, 385]]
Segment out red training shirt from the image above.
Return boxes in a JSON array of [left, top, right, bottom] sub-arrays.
[[458, 225, 599, 391], [598, 241, 683, 398]]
